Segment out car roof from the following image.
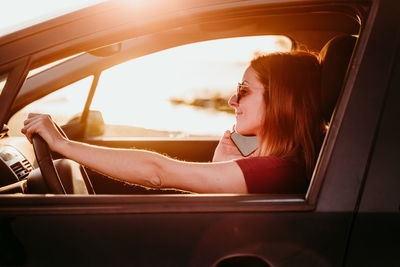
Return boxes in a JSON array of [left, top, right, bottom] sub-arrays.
[[0, 0, 364, 69]]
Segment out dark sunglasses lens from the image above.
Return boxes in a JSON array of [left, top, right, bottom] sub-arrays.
[[237, 83, 246, 102]]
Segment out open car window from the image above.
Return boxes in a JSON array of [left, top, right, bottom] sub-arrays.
[[0, 0, 363, 203], [4, 30, 357, 197], [8, 77, 92, 137]]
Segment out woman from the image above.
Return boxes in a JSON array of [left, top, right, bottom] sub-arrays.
[[22, 51, 324, 194]]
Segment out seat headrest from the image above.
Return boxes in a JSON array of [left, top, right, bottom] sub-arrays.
[[320, 35, 357, 122]]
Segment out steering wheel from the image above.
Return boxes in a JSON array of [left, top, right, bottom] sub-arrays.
[[32, 134, 66, 194]]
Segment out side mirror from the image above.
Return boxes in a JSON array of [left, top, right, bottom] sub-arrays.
[[65, 110, 105, 138], [84, 110, 105, 137]]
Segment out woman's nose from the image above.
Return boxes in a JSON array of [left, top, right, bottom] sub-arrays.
[[228, 94, 238, 107]]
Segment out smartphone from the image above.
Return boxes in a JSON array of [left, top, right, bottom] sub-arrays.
[[230, 132, 259, 157]]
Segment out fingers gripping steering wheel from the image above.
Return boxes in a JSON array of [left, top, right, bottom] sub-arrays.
[[31, 125, 67, 194]]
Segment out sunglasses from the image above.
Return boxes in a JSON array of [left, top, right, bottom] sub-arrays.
[[236, 82, 249, 103]]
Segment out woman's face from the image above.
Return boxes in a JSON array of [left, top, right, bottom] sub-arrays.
[[229, 66, 266, 136]]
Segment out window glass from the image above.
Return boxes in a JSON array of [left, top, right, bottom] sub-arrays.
[[8, 76, 93, 136], [91, 36, 291, 138]]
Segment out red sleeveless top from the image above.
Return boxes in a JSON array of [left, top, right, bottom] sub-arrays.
[[235, 156, 308, 194]]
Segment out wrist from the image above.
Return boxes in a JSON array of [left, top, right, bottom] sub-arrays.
[[53, 137, 70, 155]]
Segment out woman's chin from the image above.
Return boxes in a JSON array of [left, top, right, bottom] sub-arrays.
[[236, 125, 261, 135], [235, 127, 253, 136]]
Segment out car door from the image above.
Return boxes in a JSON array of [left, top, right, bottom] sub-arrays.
[[344, 25, 400, 267]]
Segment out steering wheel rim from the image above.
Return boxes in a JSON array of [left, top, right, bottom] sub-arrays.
[[32, 134, 66, 194]]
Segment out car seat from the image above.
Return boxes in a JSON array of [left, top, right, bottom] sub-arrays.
[[319, 35, 358, 122]]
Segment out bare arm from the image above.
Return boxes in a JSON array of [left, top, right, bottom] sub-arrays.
[[22, 114, 248, 193]]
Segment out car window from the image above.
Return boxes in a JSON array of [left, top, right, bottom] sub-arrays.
[[8, 76, 93, 136], [90, 36, 291, 138]]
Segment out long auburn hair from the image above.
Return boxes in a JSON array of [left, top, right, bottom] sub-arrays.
[[250, 51, 324, 177]]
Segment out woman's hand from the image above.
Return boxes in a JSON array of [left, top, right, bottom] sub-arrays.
[[212, 130, 244, 162], [21, 113, 67, 153]]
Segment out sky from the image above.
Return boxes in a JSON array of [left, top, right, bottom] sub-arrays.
[[1, 0, 105, 36]]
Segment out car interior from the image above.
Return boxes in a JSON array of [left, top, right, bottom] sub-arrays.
[[0, 1, 364, 196]]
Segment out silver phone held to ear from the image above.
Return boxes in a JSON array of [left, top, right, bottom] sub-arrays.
[[230, 132, 259, 157]]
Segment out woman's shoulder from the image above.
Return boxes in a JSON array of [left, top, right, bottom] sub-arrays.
[[234, 156, 308, 194]]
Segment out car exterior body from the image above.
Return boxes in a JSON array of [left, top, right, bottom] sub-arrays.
[[0, 0, 399, 266]]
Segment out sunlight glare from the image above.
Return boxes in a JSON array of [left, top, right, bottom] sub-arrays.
[[1, 0, 106, 36]]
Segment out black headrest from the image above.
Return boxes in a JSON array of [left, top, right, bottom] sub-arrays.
[[320, 35, 357, 122]]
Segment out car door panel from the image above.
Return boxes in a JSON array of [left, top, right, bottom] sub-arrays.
[[4, 201, 352, 266]]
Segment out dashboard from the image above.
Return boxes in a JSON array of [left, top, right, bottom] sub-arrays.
[[0, 138, 35, 188]]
